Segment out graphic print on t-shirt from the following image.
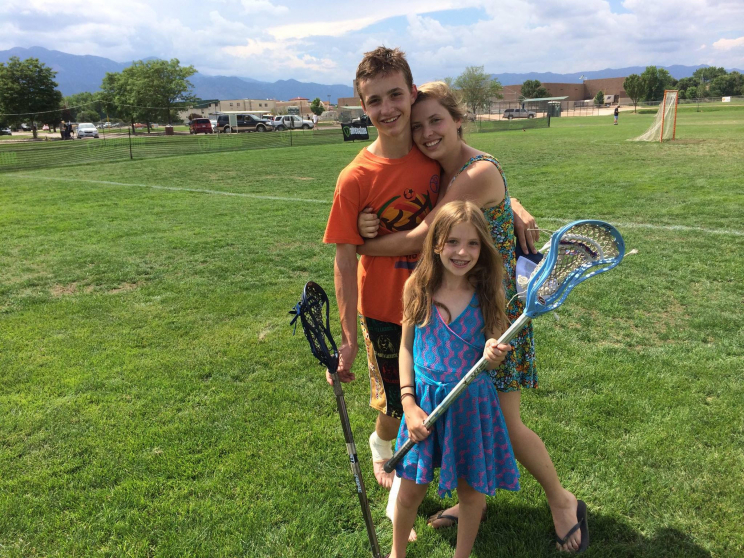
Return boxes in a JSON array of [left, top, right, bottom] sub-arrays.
[[376, 189, 435, 232]]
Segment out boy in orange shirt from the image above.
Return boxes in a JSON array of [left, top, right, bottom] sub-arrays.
[[323, 48, 439, 495]]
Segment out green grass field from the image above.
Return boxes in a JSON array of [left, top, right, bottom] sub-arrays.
[[1, 108, 742, 558]]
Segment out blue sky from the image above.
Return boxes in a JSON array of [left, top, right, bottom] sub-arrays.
[[1, 0, 742, 84]]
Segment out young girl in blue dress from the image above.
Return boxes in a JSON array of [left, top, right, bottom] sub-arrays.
[[389, 200, 519, 558]]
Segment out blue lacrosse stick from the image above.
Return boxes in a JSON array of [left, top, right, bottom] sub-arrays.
[[384, 220, 625, 473]]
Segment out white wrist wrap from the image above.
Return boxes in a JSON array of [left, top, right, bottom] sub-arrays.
[[369, 431, 393, 461]]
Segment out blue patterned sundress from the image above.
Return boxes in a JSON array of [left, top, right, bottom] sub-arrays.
[[395, 295, 520, 497], [448, 154, 538, 391]]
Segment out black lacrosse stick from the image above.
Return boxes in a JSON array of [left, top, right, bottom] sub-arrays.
[[290, 282, 382, 558]]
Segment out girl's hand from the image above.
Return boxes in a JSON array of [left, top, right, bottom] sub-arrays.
[[484, 339, 512, 368], [404, 404, 430, 443], [357, 207, 380, 239]]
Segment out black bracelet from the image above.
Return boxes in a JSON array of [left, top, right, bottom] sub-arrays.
[[401, 393, 416, 403], [399, 384, 415, 391]]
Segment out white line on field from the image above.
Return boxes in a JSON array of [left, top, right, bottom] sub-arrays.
[[5, 174, 742, 237], [6, 174, 330, 204], [538, 217, 744, 237]]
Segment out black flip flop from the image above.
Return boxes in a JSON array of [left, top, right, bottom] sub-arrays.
[[428, 510, 459, 528], [555, 499, 589, 554], [428, 508, 487, 529]]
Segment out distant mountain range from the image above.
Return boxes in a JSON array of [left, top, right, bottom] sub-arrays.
[[492, 65, 743, 86], [0, 46, 354, 102], [1, 46, 741, 101]]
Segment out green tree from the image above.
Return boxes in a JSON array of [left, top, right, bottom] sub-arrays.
[[77, 109, 100, 123], [692, 66, 727, 84], [676, 77, 698, 97], [0, 56, 63, 138], [310, 97, 325, 116], [454, 66, 503, 117], [594, 90, 605, 105], [709, 72, 743, 97], [63, 92, 102, 122], [100, 59, 196, 133], [521, 79, 549, 99], [640, 66, 674, 101], [623, 74, 644, 113]]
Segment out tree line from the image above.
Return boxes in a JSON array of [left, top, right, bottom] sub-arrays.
[[623, 66, 744, 112], [0, 56, 196, 137]]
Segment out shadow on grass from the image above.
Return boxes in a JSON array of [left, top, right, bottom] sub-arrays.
[[412, 498, 711, 558]]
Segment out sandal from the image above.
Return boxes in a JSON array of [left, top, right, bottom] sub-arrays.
[[555, 499, 589, 554], [427, 507, 487, 529]]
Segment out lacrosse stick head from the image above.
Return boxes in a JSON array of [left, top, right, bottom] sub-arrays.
[[523, 220, 624, 317], [289, 281, 339, 374]]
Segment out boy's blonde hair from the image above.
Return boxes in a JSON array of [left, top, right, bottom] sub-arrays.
[[414, 81, 468, 138], [403, 201, 507, 336], [356, 46, 414, 102]]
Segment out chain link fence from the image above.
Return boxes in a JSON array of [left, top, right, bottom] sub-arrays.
[[0, 114, 552, 173]]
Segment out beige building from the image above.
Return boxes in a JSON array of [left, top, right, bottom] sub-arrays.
[[500, 77, 627, 104], [219, 99, 277, 112]]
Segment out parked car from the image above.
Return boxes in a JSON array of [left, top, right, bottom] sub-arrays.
[[270, 115, 314, 131], [77, 123, 99, 138], [503, 108, 536, 119], [216, 114, 272, 133], [210, 119, 218, 132], [20, 123, 32, 131], [189, 118, 214, 134], [0, 126, 11, 136]]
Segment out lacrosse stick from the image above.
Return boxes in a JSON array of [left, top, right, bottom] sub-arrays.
[[384, 219, 625, 473], [289, 282, 382, 558]]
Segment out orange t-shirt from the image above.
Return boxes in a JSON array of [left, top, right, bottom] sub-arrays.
[[323, 146, 441, 325]]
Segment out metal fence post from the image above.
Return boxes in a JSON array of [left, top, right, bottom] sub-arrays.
[[128, 130, 133, 160]]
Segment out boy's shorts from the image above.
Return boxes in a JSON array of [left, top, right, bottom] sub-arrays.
[[359, 315, 403, 419]]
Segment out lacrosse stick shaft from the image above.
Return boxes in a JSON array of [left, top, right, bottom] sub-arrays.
[[329, 373, 383, 558], [384, 313, 531, 474]]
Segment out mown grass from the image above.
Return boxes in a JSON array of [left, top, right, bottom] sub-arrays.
[[0, 107, 742, 557]]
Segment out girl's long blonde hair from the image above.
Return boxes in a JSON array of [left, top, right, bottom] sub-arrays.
[[403, 200, 508, 336]]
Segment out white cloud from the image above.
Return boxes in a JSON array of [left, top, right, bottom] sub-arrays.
[[2, 0, 744, 85], [241, 0, 288, 15], [713, 36, 744, 51]]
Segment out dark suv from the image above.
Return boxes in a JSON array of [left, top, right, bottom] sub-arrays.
[[216, 114, 271, 133], [189, 118, 213, 134]]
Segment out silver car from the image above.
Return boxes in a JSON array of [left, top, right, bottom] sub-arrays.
[[77, 123, 99, 138], [503, 108, 536, 119]]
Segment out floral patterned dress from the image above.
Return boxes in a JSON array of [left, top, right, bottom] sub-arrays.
[[450, 154, 538, 391]]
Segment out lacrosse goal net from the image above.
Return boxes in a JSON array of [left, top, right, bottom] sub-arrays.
[[631, 90, 679, 142]]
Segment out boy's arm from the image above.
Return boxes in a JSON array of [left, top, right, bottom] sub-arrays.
[[328, 243, 359, 385], [358, 173, 539, 257]]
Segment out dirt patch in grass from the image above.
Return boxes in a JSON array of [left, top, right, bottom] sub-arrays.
[[51, 282, 78, 296]]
